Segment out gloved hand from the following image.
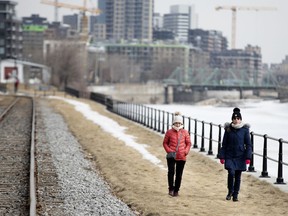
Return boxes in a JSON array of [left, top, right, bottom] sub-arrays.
[[246, 159, 250, 164], [220, 159, 225, 164]]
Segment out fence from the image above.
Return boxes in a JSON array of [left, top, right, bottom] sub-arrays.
[[65, 87, 288, 185]]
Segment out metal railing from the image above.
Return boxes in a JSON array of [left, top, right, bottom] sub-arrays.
[[107, 99, 288, 185], [65, 87, 288, 185]]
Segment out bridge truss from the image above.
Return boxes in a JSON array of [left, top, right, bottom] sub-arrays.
[[163, 67, 279, 88]]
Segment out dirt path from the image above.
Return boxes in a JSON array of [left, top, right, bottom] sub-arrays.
[[48, 97, 288, 216]]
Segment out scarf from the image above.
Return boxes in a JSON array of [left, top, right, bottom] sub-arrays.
[[231, 122, 244, 129], [172, 125, 183, 131]]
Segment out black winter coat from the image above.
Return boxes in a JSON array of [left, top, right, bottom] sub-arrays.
[[219, 122, 252, 171]]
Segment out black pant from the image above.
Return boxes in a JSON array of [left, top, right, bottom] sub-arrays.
[[167, 158, 186, 192], [227, 170, 242, 197]]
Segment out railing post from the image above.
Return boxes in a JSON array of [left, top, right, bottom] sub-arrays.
[[149, 107, 153, 129], [115, 101, 118, 115], [193, 119, 198, 148], [161, 110, 165, 134], [216, 124, 222, 159], [120, 102, 123, 117], [157, 110, 161, 132], [137, 104, 140, 122], [260, 134, 270, 178], [188, 117, 191, 143], [143, 106, 147, 126], [134, 104, 137, 122], [248, 132, 255, 172], [121, 102, 124, 116], [140, 104, 144, 125], [275, 138, 286, 184], [166, 112, 170, 131], [118, 102, 122, 116], [133, 104, 137, 122], [153, 108, 157, 131], [208, 122, 213, 155], [131, 103, 135, 121], [200, 121, 205, 152]]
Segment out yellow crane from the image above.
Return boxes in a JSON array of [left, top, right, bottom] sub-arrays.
[[41, 0, 101, 41], [215, 5, 277, 49]]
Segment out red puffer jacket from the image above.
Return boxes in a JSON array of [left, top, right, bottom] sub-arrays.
[[163, 128, 191, 161]]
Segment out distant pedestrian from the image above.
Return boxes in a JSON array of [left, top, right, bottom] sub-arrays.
[[163, 112, 191, 197], [14, 77, 19, 93], [219, 107, 252, 201]]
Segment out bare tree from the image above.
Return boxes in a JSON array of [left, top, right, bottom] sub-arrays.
[[46, 42, 85, 90], [105, 54, 141, 83], [151, 57, 181, 81]]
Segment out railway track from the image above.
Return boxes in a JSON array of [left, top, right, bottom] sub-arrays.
[[0, 95, 64, 215], [0, 95, 137, 215], [0, 95, 34, 215]]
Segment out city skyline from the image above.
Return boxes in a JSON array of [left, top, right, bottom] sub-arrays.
[[14, 0, 288, 65]]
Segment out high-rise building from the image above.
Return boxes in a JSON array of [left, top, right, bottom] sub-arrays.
[[100, 0, 154, 41], [153, 13, 163, 29], [97, 0, 106, 24], [163, 5, 197, 42], [90, 15, 98, 34], [63, 14, 79, 31], [0, 0, 22, 59]]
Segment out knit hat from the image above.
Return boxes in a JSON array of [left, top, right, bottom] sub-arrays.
[[231, 107, 242, 120], [173, 112, 183, 124]]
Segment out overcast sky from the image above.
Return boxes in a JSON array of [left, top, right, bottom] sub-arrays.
[[14, 0, 288, 64]]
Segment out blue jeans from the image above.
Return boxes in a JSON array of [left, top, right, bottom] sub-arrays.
[[167, 158, 186, 192]]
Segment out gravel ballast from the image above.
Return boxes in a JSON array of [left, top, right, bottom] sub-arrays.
[[36, 100, 136, 215]]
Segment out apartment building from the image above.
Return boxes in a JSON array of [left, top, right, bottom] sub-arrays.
[[210, 45, 262, 85], [0, 0, 22, 59], [101, 0, 154, 41], [22, 14, 49, 63], [90, 41, 210, 84], [188, 29, 228, 52]]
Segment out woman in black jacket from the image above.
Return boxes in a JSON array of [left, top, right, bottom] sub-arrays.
[[219, 107, 252, 202]]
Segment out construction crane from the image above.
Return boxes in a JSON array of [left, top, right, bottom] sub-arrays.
[[41, 0, 101, 41], [215, 5, 277, 49]]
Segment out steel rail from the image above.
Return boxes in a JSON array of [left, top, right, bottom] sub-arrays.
[[0, 98, 20, 122], [30, 97, 36, 216]]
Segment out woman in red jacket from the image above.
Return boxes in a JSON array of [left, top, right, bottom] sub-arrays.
[[163, 112, 191, 197]]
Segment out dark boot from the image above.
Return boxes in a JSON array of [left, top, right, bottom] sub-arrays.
[[168, 190, 174, 196], [226, 192, 233, 200], [233, 195, 239, 202]]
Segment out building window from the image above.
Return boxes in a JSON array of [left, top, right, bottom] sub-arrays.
[[0, 47, 4, 54]]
